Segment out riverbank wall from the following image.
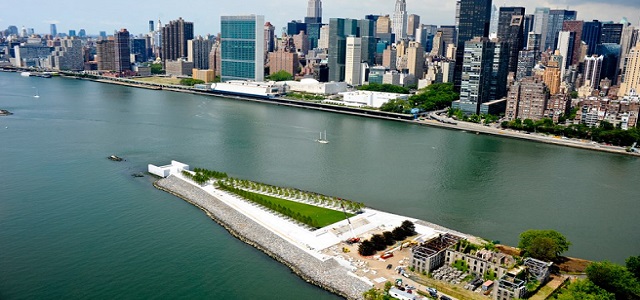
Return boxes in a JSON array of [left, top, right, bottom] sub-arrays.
[[154, 176, 371, 300]]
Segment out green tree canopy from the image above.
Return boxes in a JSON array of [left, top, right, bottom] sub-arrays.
[[626, 256, 640, 281], [180, 78, 205, 86], [518, 229, 571, 261], [358, 83, 410, 94], [379, 99, 410, 113], [586, 261, 640, 299], [150, 63, 164, 74], [267, 70, 293, 81], [408, 83, 459, 111], [555, 279, 615, 300]]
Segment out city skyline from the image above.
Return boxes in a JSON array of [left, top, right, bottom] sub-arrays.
[[1, 0, 639, 37]]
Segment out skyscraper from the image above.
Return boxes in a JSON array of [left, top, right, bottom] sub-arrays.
[[454, 0, 493, 91], [345, 36, 362, 86], [497, 7, 525, 74], [220, 15, 265, 82], [376, 15, 392, 34], [533, 8, 550, 50], [161, 17, 194, 61], [392, 0, 408, 42], [50, 24, 57, 37], [489, 5, 499, 38], [556, 31, 574, 75], [407, 41, 425, 83], [407, 14, 420, 39], [264, 22, 276, 55], [562, 20, 584, 66], [601, 23, 624, 44], [619, 43, 640, 96], [582, 20, 602, 55], [306, 0, 322, 24], [455, 37, 498, 114], [149, 20, 154, 33], [114, 29, 131, 73], [328, 18, 358, 82], [545, 10, 577, 51]]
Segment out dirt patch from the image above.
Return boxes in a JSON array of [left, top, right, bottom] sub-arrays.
[[496, 244, 522, 256], [555, 256, 591, 273]]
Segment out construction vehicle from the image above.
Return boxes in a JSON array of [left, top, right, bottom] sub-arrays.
[[340, 201, 360, 244]]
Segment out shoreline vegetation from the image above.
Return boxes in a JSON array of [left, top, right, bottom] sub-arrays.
[[3, 68, 638, 156]]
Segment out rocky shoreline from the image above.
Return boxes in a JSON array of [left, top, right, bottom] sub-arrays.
[[154, 176, 371, 300]]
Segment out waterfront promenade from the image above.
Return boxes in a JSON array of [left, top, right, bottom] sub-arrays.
[[153, 165, 481, 299]]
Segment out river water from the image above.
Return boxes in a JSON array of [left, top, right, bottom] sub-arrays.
[[0, 72, 638, 299]]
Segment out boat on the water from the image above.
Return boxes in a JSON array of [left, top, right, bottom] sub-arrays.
[[108, 155, 124, 161], [20, 72, 31, 77], [316, 131, 329, 144]]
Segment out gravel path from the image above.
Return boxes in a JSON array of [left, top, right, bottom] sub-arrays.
[[155, 176, 371, 300]]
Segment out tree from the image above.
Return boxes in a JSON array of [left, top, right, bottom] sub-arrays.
[[382, 231, 395, 246], [518, 229, 571, 261], [358, 240, 376, 256], [358, 83, 410, 94], [384, 281, 393, 292], [626, 256, 640, 281], [370, 234, 387, 251], [555, 279, 615, 300], [150, 63, 164, 74], [586, 261, 640, 299], [267, 70, 293, 81], [401, 220, 416, 236], [392, 227, 407, 241], [379, 99, 410, 113]]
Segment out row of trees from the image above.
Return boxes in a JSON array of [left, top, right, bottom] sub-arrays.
[[358, 83, 410, 94], [501, 119, 640, 147], [179, 78, 205, 86], [182, 168, 228, 185], [448, 108, 500, 125], [358, 221, 416, 256], [192, 168, 228, 179], [555, 255, 640, 299], [267, 70, 293, 82], [225, 178, 365, 213], [379, 83, 459, 113], [217, 181, 322, 228]]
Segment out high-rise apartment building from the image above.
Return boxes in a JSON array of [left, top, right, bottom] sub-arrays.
[[456, 37, 498, 114], [48, 37, 83, 71], [583, 55, 604, 90], [306, 0, 322, 24], [407, 41, 424, 83], [161, 17, 194, 61], [114, 29, 131, 72], [318, 25, 330, 49], [220, 15, 265, 82], [269, 35, 299, 77], [556, 31, 574, 77], [619, 43, 640, 96], [188, 36, 214, 70], [516, 50, 536, 80], [505, 77, 549, 121], [345, 36, 362, 86], [392, 0, 408, 42], [96, 39, 116, 71]]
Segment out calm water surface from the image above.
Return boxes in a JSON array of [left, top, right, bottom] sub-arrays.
[[0, 73, 638, 299]]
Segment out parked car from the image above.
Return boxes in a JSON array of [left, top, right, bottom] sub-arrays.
[[440, 295, 452, 300]]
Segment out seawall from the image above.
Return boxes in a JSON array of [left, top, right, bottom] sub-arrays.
[[154, 176, 371, 300]]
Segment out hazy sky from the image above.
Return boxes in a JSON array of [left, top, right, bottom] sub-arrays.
[[2, 0, 639, 36]]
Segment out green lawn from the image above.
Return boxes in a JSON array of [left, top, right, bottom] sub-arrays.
[[244, 190, 353, 228]]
